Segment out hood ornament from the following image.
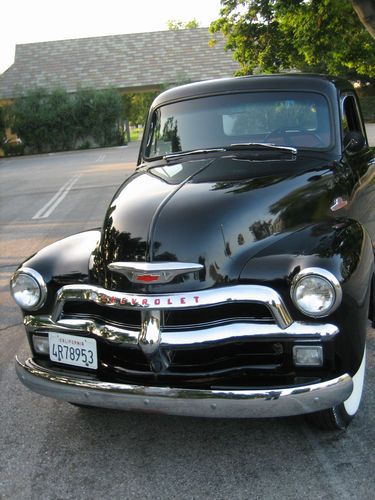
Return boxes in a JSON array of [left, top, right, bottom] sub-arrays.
[[108, 261, 204, 284]]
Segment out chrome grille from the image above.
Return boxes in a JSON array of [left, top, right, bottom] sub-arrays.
[[25, 283, 338, 387], [61, 300, 274, 331]]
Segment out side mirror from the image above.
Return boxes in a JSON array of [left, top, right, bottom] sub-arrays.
[[343, 131, 366, 154]]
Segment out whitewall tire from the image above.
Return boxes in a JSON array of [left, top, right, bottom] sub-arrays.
[[307, 347, 366, 430]]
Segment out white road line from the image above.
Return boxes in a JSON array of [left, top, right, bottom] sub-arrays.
[[95, 154, 106, 163], [32, 175, 81, 219]]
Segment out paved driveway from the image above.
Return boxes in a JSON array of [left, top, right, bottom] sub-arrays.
[[366, 122, 375, 145]]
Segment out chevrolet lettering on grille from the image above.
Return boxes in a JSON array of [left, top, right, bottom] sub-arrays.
[[95, 292, 200, 307]]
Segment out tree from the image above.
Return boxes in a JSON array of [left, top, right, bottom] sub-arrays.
[[88, 88, 123, 147], [127, 92, 158, 126], [10, 88, 52, 153], [167, 19, 200, 30], [210, 0, 375, 83], [45, 88, 76, 150], [350, 0, 375, 38]]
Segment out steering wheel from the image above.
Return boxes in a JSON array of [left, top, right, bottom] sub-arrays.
[[265, 129, 325, 147], [293, 130, 326, 147], [264, 129, 292, 145]]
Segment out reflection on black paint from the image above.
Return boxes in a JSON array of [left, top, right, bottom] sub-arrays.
[[249, 220, 274, 241]]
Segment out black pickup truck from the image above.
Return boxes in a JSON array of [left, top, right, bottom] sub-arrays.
[[11, 74, 374, 430]]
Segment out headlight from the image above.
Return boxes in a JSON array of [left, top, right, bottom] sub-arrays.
[[10, 268, 47, 310], [291, 268, 342, 317]]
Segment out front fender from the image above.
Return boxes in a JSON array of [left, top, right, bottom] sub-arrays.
[[240, 219, 373, 375], [16, 230, 101, 315]]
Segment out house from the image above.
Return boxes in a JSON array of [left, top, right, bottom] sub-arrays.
[[0, 28, 239, 100]]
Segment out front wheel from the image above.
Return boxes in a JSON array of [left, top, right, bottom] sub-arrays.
[[306, 347, 366, 430]]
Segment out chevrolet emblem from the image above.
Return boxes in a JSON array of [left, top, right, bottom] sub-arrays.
[[108, 262, 204, 284]]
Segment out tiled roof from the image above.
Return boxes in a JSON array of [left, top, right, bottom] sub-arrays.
[[0, 28, 238, 99]]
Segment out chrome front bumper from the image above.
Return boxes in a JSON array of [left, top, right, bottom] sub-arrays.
[[16, 357, 353, 418]]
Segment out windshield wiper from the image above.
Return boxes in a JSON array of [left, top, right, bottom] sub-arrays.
[[163, 143, 297, 162], [227, 143, 297, 155], [164, 148, 226, 161]]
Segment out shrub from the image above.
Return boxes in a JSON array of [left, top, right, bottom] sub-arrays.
[[2, 140, 24, 156], [9, 87, 125, 153], [0, 105, 6, 144]]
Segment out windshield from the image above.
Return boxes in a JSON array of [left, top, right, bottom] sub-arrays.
[[144, 92, 332, 159]]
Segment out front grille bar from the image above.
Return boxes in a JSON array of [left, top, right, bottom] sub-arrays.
[[53, 284, 293, 329], [25, 315, 339, 347]]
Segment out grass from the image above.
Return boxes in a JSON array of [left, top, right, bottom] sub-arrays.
[[130, 127, 143, 141]]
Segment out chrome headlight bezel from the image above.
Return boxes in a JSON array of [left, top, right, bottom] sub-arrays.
[[290, 267, 342, 318], [10, 267, 47, 311]]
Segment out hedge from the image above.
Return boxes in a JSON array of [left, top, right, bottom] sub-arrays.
[[5, 87, 126, 155]]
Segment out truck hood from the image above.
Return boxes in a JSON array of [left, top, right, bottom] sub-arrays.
[[92, 154, 337, 292]]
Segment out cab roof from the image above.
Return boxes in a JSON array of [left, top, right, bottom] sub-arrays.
[[152, 73, 353, 109]]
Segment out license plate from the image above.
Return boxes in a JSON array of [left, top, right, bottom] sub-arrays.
[[49, 332, 98, 370]]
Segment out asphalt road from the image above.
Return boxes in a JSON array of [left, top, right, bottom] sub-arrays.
[[366, 122, 375, 146], [1, 142, 375, 500]]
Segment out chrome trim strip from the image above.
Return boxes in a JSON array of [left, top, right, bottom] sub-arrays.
[[108, 262, 203, 273], [108, 262, 204, 272], [164, 148, 226, 160], [330, 197, 348, 212], [52, 284, 293, 329], [24, 315, 339, 347], [229, 142, 297, 155], [15, 357, 353, 418]]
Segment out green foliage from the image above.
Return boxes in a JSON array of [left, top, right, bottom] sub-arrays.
[[10, 88, 49, 152], [130, 127, 143, 141], [9, 87, 125, 153], [46, 88, 76, 151], [360, 96, 375, 122], [71, 87, 124, 148], [0, 105, 6, 143], [77, 140, 92, 150], [210, 0, 375, 83], [167, 19, 200, 30], [127, 92, 158, 126], [2, 140, 24, 156]]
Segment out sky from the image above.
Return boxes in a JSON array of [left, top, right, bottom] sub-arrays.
[[0, 0, 223, 74]]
